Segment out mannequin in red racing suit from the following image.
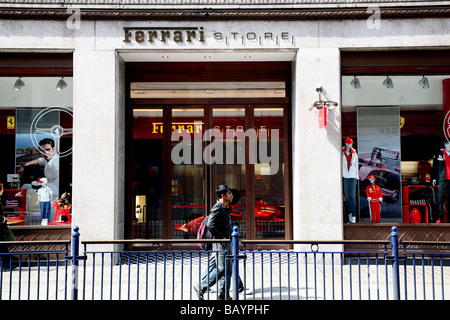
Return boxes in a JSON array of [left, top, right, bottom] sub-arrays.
[[366, 175, 383, 223]]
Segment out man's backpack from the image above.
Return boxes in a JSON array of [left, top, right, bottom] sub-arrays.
[[197, 215, 212, 250]]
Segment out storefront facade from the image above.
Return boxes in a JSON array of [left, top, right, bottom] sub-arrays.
[[0, 0, 449, 247]]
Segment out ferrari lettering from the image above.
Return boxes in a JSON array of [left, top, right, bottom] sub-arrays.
[[171, 121, 280, 175]]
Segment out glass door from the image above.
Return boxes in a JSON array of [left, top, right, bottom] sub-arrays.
[[129, 104, 290, 244], [171, 107, 205, 239], [131, 108, 164, 239], [211, 107, 247, 238], [254, 107, 285, 239]]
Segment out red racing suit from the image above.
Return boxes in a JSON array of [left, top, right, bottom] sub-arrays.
[[366, 184, 383, 223]]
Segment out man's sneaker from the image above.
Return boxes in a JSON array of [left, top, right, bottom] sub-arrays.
[[239, 287, 253, 295], [194, 285, 204, 300]]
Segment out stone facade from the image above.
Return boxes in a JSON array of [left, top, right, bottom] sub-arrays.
[[0, 1, 449, 244]]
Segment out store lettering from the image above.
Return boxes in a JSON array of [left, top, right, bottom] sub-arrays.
[[171, 121, 280, 175], [152, 122, 204, 134], [123, 27, 293, 46], [213, 31, 290, 42], [152, 122, 271, 137], [124, 27, 205, 44]]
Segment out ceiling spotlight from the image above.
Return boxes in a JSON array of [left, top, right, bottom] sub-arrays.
[[350, 76, 361, 89], [56, 77, 67, 91], [383, 76, 394, 89], [418, 75, 430, 89], [13, 77, 25, 91]]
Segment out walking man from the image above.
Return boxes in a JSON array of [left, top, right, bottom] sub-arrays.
[[195, 185, 234, 300]]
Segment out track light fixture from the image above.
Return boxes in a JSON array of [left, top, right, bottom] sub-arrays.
[[350, 76, 361, 89], [383, 76, 394, 89], [13, 77, 25, 91], [418, 75, 430, 89], [56, 77, 67, 91]]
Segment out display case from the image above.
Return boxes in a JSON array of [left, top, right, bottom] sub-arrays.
[[3, 188, 26, 224], [402, 185, 437, 223]]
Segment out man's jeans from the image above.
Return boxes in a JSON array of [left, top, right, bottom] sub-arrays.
[[200, 243, 232, 298], [343, 178, 357, 216], [201, 254, 244, 292]]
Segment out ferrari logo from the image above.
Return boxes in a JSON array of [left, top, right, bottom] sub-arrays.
[[400, 117, 405, 129], [7, 116, 15, 129]]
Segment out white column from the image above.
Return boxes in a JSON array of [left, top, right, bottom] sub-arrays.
[[72, 48, 125, 242], [292, 48, 343, 243]]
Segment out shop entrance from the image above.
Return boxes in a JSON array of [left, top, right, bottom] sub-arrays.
[[126, 61, 292, 248], [130, 104, 288, 242]]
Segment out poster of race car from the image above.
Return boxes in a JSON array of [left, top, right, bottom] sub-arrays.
[[357, 107, 402, 220]]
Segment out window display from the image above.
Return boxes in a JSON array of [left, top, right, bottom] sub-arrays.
[[0, 77, 73, 226], [342, 74, 450, 223]]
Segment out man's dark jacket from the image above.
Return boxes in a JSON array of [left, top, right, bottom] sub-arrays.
[[207, 201, 232, 240]]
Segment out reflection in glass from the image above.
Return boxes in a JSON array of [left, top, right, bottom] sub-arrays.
[[212, 108, 246, 238], [254, 108, 285, 239]]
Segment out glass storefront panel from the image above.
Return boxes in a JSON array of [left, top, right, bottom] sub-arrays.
[[254, 108, 285, 239], [132, 108, 163, 238], [171, 108, 205, 239], [0, 77, 73, 226], [357, 107, 402, 220], [212, 108, 247, 238], [129, 104, 291, 241], [127, 62, 292, 244], [342, 74, 450, 223]]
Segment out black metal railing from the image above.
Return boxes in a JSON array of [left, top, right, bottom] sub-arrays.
[[1, 226, 450, 300]]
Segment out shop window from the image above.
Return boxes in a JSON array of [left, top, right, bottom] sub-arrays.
[[254, 108, 285, 238], [127, 61, 292, 246], [342, 74, 450, 223], [130, 104, 289, 241], [0, 77, 73, 226]]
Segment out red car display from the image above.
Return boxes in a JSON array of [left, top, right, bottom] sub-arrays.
[[174, 199, 284, 234], [359, 147, 401, 202]]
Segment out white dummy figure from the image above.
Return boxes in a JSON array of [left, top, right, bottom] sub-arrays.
[[36, 178, 53, 224]]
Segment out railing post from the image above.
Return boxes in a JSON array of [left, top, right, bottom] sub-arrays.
[[71, 226, 80, 300], [231, 226, 240, 300], [390, 226, 400, 300]]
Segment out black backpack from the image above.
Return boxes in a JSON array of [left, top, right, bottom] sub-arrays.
[[197, 215, 212, 250]]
